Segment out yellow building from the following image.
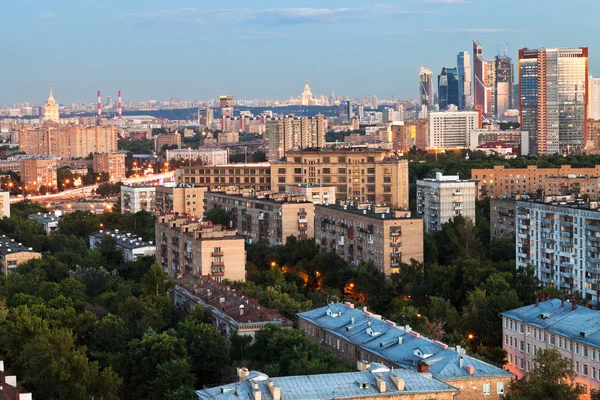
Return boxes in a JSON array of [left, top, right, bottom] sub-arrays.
[[155, 184, 207, 217], [0, 191, 10, 218], [155, 133, 181, 151], [20, 157, 58, 192], [19, 125, 118, 158], [176, 163, 271, 192], [43, 83, 60, 123], [0, 236, 42, 275], [93, 153, 126, 182], [267, 115, 326, 160]]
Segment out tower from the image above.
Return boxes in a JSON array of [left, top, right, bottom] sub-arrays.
[[438, 67, 459, 110], [301, 78, 313, 106], [457, 51, 472, 110], [118, 90, 122, 120], [419, 67, 434, 107], [97, 90, 102, 121], [494, 54, 514, 119], [43, 83, 60, 123]]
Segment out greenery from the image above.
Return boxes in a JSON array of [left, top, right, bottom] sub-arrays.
[[118, 139, 154, 154], [204, 207, 231, 227]]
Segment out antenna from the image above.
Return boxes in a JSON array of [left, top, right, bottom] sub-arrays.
[[505, 42, 508, 57]]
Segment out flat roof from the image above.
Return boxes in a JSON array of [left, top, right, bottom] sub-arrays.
[[0, 235, 39, 255], [316, 204, 420, 221]]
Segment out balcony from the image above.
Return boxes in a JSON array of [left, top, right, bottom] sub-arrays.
[[391, 251, 402, 257], [212, 261, 225, 267], [212, 251, 224, 257], [390, 232, 401, 237], [390, 242, 402, 247]]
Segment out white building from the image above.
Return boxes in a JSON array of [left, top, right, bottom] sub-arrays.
[[120, 185, 156, 214], [590, 76, 600, 121], [429, 111, 479, 150], [165, 148, 228, 166], [416, 172, 477, 232], [28, 210, 63, 235], [89, 230, 156, 262]]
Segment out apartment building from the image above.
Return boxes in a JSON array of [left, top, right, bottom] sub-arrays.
[[120, 185, 156, 214], [0, 191, 10, 218], [204, 190, 314, 246], [174, 274, 292, 341], [266, 115, 326, 160], [298, 303, 514, 400], [285, 184, 336, 205], [93, 153, 126, 182], [315, 204, 423, 276], [0, 236, 42, 275], [28, 210, 63, 235], [155, 133, 181, 151], [490, 198, 516, 240], [501, 299, 600, 397], [155, 184, 207, 217], [429, 111, 480, 150], [271, 148, 409, 209], [89, 230, 156, 262], [165, 148, 228, 166], [515, 198, 600, 307], [20, 156, 58, 191], [472, 165, 600, 199], [218, 131, 239, 144], [417, 173, 476, 232], [156, 214, 245, 281], [176, 163, 271, 192], [19, 124, 118, 158]]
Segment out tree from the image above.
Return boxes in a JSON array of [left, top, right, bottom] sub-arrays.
[[204, 207, 231, 227], [509, 348, 583, 400], [140, 262, 175, 298], [151, 359, 197, 400]]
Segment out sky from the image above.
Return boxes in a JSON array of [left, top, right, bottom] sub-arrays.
[[2, 0, 600, 105]]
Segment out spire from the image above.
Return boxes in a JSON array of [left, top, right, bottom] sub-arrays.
[[48, 82, 54, 100]]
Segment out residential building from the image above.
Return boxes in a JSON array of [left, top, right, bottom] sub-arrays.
[[155, 184, 207, 217], [0, 235, 42, 275], [174, 274, 292, 341], [218, 131, 239, 144], [501, 298, 600, 396], [197, 366, 459, 400], [519, 47, 589, 154], [418, 66, 434, 107], [473, 40, 495, 118], [271, 148, 409, 209], [266, 115, 326, 160], [438, 67, 459, 110], [590, 120, 600, 148], [315, 204, 423, 275], [155, 133, 181, 151], [176, 163, 271, 192], [165, 148, 228, 166], [92, 153, 126, 182], [590, 77, 600, 122], [495, 54, 514, 118], [471, 165, 600, 199], [515, 198, 600, 305], [20, 156, 58, 191], [198, 107, 214, 127], [391, 123, 412, 151], [0, 191, 9, 218], [204, 190, 315, 246], [298, 303, 514, 400], [19, 125, 118, 158], [28, 210, 63, 235], [285, 184, 336, 205], [429, 111, 480, 150], [120, 185, 156, 214], [156, 214, 246, 281], [490, 198, 516, 241], [457, 51, 472, 110], [89, 230, 155, 262], [417, 172, 477, 232]]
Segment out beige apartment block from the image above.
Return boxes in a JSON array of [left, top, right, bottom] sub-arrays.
[[155, 133, 182, 151], [20, 157, 58, 191], [285, 184, 336, 205], [315, 204, 423, 276], [0, 191, 10, 218], [0, 236, 42, 275], [204, 190, 314, 246], [217, 131, 239, 144], [155, 184, 207, 217], [156, 214, 245, 281], [271, 148, 409, 209], [267, 115, 326, 160], [93, 153, 126, 182], [176, 163, 271, 192]]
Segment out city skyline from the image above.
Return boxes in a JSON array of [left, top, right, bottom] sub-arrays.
[[3, 0, 600, 104]]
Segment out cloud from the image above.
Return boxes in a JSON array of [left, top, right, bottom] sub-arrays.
[[39, 11, 56, 19], [117, 4, 433, 26], [377, 27, 529, 36], [235, 31, 289, 41]]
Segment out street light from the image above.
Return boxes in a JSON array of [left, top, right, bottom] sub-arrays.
[[468, 333, 483, 347]]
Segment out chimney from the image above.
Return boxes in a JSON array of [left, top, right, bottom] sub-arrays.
[[357, 360, 370, 371], [417, 361, 429, 373], [535, 294, 539, 307], [375, 376, 387, 393], [573, 300, 578, 310], [268, 381, 281, 400], [459, 357, 464, 368], [5, 375, 17, 387], [253, 390, 262, 400], [466, 365, 475, 375], [390, 375, 405, 391], [240, 305, 245, 316]]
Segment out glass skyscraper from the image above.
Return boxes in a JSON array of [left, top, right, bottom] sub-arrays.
[[438, 67, 459, 110], [494, 55, 514, 119], [457, 51, 472, 110], [419, 67, 434, 107]]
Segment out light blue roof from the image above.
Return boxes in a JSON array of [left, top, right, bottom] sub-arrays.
[[500, 299, 600, 348], [298, 303, 513, 382], [195, 366, 457, 400]]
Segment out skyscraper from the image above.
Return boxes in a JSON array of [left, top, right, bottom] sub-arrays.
[[419, 67, 434, 107], [219, 96, 234, 119], [473, 40, 494, 118], [43, 83, 59, 123], [339, 101, 352, 122], [494, 54, 514, 118], [457, 51, 472, 110], [301, 78, 313, 106], [437, 67, 459, 110], [590, 76, 600, 121], [519, 47, 588, 155]]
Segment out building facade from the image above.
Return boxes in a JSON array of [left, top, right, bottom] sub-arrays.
[[519, 47, 589, 155], [165, 148, 228, 166], [176, 163, 271, 192], [490, 198, 516, 241], [266, 115, 326, 161], [20, 157, 58, 191], [429, 111, 479, 150], [417, 173, 477, 232], [120, 185, 156, 214], [43, 84, 59, 123], [271, 149, 409, 209], [418, 67, 434, 107], [198, 108, 214, 128], [155, 133, 181, 151], [156, 214, 246, 281], [93, 153, 126, 182], [315, 204, 423, 276], [457, 51, 472, 110], [28, 211, 62, 235], [285, 184, 336, 205], [495, 55, 514, 118], [0, 191, 10, 219], [473, 40, 494, 118], [155, 184, 207, 217], [218, 131, 239, 144], [438, 67, 459, 110], [0, 236, 42, 276], [204, 190, 315, 246], [590, 77, 600, 122]]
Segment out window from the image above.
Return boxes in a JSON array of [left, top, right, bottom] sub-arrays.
[[383, 177, 391, 183], [520, 341, 524, 352], [322, 168, 330, 174], [520, 324, 524, 334], [576, 343, 580, 354], [483, 383, 491, 395], [550, 335, 556, 345], [584, 364, 589, 376], [527, 343, 530, 354], [278, 168, 285, 174], [505, 335, 509, 345], [576, 362, 580, 373], [497, 382, 505, 394], [584, 346, 589, 358]]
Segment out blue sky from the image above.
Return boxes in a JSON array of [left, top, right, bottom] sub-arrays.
[[2, 0, 600, 105]]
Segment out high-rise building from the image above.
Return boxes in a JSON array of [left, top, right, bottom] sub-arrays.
[[219, 96, 234, 119], [267, 115, 326, 160], [494, 55, 514, 118], [120, 185, 155, 214], [20, 156, 58, 192], [43, 83, 60, 123], [19, 125, 118, 158], [418, 67, 434, 107], [457, 51, 472, 110], [339, 101, 352, 123], [519, 47, 588, 155], [93, 153, 126, 182], [437, 67, 459, 110], [301, 78, 313, 106], [473, 40, 494, 118], [155, 184, 207, 217], [590, 76, 600, 121], [198, 108, 214, 127], [429, 111, 480, 149]]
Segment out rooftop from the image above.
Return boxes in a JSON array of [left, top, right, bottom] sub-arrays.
[[196, 365, 458, 400], [181, 163, 271, 169], [28, 211, 63, 224], [500, 299, 600, 349], [90, 230, 155, 250], [0, 235, 38, 256], [418, 172, 475, 184], [167, 148, 227, 154], [316, 204, 417, 221], [207, 190, 314, 205], [298, 303, 513, 382]]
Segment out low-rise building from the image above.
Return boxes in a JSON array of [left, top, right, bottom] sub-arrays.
[[285, 184, 336, 205], [120, 185, 156, 214], [155, 184, 207, 217], [501, 298, 600, 396], [0, 235, 42, 275], [197, 365, 459, 400], [156, 214, 246, 281], [204, 190, 314, 246], [28, 210, 63, 235], [490, 198, 516, 241], [218, 131, 239, 144], [174, 274, 292, 341], [298, 303, 514, 400], [155, 133, 181, 151], [93, 153, 126, 182], [20, 156, 58, 191], [417, 172, 477, 232], [165, 148, 228, 166], [89, 230, 156, 262], [315, 204, 423, 276], [176, 163, 271, 192]]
